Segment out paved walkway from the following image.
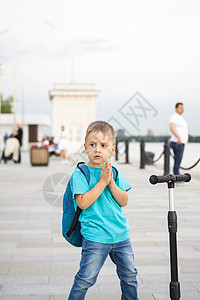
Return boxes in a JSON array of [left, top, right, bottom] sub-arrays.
[[0, 152, 200, 299]]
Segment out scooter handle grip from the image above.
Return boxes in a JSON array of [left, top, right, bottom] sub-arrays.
[[175, 173, 191, 182], [149, 173, 191, 185]]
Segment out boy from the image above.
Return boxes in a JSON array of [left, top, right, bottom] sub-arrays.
[[68, 121, 138, 300]]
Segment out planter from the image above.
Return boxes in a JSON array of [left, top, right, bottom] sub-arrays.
[[30, 147, 49, 166]]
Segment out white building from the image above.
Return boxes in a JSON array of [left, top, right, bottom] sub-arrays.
[[0, 114, 50, 151], [49, 83, 99, 154]]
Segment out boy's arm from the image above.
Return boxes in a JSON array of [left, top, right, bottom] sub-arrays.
[[75, 164, 112, 210], [75, 181, 106, 210], [108, 172, 128, 207]]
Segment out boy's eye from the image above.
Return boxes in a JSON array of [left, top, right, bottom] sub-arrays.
[[102, 144, 107, 148], [90, 143, 95, 147]]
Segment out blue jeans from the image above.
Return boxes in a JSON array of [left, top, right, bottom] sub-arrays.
[[68, 238, 138, 300], [170, 142, 185, 175]]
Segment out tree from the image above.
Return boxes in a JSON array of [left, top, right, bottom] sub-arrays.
[[0, 95, 13, 113]]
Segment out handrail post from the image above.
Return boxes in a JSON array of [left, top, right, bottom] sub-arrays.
[[140, 139, 145, 169], [125, 140, 129, 164], [164, 137, 170, 175]]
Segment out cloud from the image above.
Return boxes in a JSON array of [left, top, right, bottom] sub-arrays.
[[1, 37, 115, 63], [42, 21, 56, 31], [52, 39, 115, 58]]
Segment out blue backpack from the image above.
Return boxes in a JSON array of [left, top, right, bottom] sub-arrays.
[[62, 162, 118, 247]]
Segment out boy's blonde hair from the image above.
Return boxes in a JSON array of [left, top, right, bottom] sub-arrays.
[[85, 121, 116, 145]]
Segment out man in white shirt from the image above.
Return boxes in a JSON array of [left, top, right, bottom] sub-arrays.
[[169, 103, 188, 175]]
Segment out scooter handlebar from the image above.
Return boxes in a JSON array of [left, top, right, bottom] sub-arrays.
[[149, 173, 191, 185]]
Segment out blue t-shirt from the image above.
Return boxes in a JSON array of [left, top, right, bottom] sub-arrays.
[[70, 165, 132, 243]]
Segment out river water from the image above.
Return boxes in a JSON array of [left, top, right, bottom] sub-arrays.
[[117, 142, 200, 179]]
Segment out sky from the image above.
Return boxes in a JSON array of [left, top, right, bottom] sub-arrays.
[[0, 0, 200, 136]]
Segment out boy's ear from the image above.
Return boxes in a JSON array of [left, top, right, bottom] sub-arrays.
[[84, 143, 87, 151], [111, 145, 115, 156]]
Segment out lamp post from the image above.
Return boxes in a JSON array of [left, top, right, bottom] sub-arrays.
[[21, 79, 25, 129], [0, 62, 2, 115], [13, 65, 17, 128], [13, 62, 21, 129], [0, 28, 10, 138], [0, 29, 10, 106]]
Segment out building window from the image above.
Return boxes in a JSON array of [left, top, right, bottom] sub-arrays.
[[29, 125, 38, 142]]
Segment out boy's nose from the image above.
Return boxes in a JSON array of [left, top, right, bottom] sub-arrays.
[[95, 146, 101, 152]]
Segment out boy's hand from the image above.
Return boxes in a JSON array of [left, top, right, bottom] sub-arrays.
[[100, 162, 112, 186], [108, 168, 114, 188]]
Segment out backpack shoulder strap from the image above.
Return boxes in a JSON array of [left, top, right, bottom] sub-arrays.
[[66, 162, 89, 240], [112, 166, 118, 182], [76, 162, 90, 184]]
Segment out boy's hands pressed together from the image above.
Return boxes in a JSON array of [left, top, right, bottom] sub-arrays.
[[100, 162, 112, 186], [100, 162, 128, 207]]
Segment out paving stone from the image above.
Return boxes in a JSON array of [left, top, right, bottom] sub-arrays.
[[49, 275, 73, 285], [0, 248, 52, 255], [193, 282, 200, 292], [0, 275, 49, 285], [154, 282, 200, 300], [0, 255, 13, 262], [0, 243, 18, 249], [50, 295, 118, 300], [0, 235, 22, 242], [98, 282, 120, 294], [8, 261, 50, 276], [18, 237, 52, 244], [137, 265, 169, 275], [51, 243, 67, 248], [179, 259, 200, 273], [138, 281, 168, 293], [139, 273, 169, 284], [12, 255, 53, 261], [0, 263, 9, 275], [138, 294, 155, 300], [50, 257, 80, 267], [50, 266, 79, 276], [153, 292, 170, 300], [85, 296, 119, 300], [17, 242, 54, 248], [0, 297, 49, 300], [0, 284, 69, 296], [50, 296, 68, 300], [180, 272, 200, 283], [180, 282, 200, 298]]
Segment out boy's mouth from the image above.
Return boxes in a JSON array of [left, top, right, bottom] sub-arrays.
[[94, 155, 101, 159]]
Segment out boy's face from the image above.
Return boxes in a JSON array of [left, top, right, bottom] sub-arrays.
[[84, 131, 115, 168]]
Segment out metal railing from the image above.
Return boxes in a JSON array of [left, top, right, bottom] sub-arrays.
[[115, 137, 200, 174], [140, 138, 200, 174], [115, 138, 131, 164]]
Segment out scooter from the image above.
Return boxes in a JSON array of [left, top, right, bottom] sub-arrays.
[[149, 173, 191, 300]]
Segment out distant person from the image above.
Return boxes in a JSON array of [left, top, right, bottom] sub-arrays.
[[48, 137, 56, 155], [58, 125, 68, 163], [41, 137, 49, 148], [3, 137, 20, 163], [13, 123, 23, 163], [49, 137, 55, 147], [3, 132, 8, 144], [169, 103, 188, 175]]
